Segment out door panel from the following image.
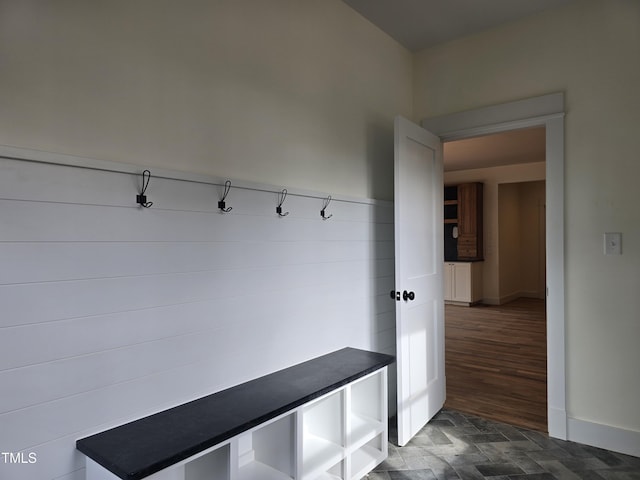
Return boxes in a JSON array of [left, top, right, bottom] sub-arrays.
[[394, 116, 445, 446]]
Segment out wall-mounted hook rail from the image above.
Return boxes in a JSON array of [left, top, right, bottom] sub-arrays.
[[136, 170, 153, 208], [218, 180, 233, 213], [7, 150, 376, 213], [276, 189, 289, 217], [320, 195, 333, 220]]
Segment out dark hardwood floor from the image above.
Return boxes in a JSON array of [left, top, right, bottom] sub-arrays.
[[444, 298, 547, 432]]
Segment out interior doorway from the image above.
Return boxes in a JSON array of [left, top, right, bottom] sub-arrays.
[[421, 92, 566, 439], [442, 128, 548, 432]]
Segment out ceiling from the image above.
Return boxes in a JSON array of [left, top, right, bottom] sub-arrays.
[[341, 0, 558, 171], [342, 0, 576, 52], [443, 127, 546, 172]]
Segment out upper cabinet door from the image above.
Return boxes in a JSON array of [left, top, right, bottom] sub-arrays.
[[457, 182, 483, 260]]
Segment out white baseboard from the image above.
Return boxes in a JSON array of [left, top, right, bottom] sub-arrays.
[[480, 297, 498, 305], [548, 406, 567, 440], [498, 291, 521, 304], [481, 291, 545, 306], [567, 416, 640, 458], [519, 290, 544, 299]]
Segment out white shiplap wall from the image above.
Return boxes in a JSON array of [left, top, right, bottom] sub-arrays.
[[0, 151, 395, 480]]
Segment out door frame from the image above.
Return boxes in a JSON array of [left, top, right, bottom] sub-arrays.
[[421, 92, 567, 439]]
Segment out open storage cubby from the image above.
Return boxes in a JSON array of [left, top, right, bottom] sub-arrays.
[[77, 348, 393, 480], [347, 369, 387, 479], [312, 462, 343, 480], [443, 182, 483, 261], [350, 434, 386, 480], [301, 390, 345, 480], [236, 413, 295, 480], [348, 370, 385, 447], [185, 445, 230, 480], [444, 185, 458, 225]]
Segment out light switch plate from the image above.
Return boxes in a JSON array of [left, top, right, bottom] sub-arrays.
[[604, 232, 622, 255]]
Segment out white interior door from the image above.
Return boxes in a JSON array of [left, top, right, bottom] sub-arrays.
[[394, 115, 445, 446]]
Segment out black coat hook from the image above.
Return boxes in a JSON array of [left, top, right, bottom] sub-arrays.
[[218, 180, 232, 213], [320, 195, 333, 220], [276, 189, 289, 217], [136, 170, 153, 208]]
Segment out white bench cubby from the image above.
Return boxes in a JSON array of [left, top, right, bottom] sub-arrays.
[[78, 348, 393, 480]]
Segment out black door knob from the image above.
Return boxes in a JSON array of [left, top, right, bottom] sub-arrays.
[[403, 290, 415, 301], [390, 290, 401, 301]]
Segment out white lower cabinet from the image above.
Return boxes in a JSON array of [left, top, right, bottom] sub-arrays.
[[134, 368, 388, 480], [444, 261, 483, 305]]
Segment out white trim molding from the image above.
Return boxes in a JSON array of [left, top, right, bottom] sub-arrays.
[[568, 417, 640, 458], [421, 92, 567, 440], [421, 93, 565, 140]]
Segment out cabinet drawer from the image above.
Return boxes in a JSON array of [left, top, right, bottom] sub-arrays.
[[458, 249, 477, 259], [457, 235, 475, 246], [457, 237, 477, 257]]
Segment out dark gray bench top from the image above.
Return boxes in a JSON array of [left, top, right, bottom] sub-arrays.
[[76, 347, 394, 480]]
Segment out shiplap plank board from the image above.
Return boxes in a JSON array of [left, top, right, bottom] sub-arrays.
[[0, 153, 396, 480], [0, 200, 392, 243], [0, 257, 389, 329], [0, 301, 228, 370], [0, 309, 374, 450], [373, 310, 396, 334], [0, 435, 85, 480], [0, 275, 392, 371], [2, 333, 335, 449], [0, 156, 393, 222], [1, 307, 371, 416], [1, 356, 241, 451], [0, 329, 225, 413], [0, 240, 392, 285]]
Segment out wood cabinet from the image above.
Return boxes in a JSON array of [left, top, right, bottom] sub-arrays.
[[444, 182, 483, 261], [457, 183, 483, 260], [444, 262, 483, 305]]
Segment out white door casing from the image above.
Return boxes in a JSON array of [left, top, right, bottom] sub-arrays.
[[394, 116, 445, 446], [421, 92, 566, 439]]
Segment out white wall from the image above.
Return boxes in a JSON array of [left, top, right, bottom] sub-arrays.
[[416, 0, 640, 447], [0, 0, 412, 201], [498, 183, 521, 301], [498, 181, 546, 303], [0, 1, 410, 479], [518, 181, 546, 299], [445, 163, 545, 304]]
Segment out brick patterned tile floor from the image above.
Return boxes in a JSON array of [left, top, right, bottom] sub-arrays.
[[367, 410, 640, 480]]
